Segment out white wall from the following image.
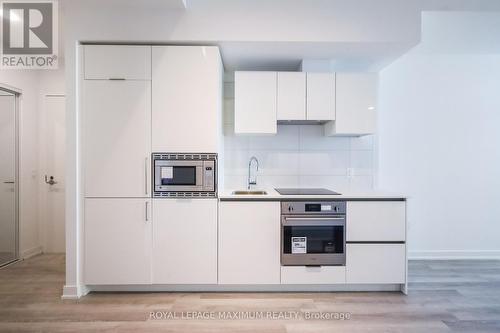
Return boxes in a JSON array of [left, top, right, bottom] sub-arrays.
[[223, 82, 374, 191], [378, 12, 500, 259]]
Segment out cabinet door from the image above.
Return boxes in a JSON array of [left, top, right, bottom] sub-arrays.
[[84, 45, 151, 80], [152, 199, 217, 284], [152, 46, 222, 152], [234, 71, 277, 135], [219, 201, 280, 284], [330, 73, 377, 135], [347, 201, 406, 242], [277, 72, 306, 121], [83, 80, 151, 197], [346, 244, 406, 284], [84, 198, 152, 285], [281, 266, 345, 284], [306, 73, 335, 121]]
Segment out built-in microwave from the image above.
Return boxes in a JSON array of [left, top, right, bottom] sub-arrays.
[[153, 153, 217, 198]]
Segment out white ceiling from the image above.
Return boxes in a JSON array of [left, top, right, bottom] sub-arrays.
[[60, 0, 500, 71]]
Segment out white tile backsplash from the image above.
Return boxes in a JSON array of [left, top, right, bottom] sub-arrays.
[[298, 151, 350, 176], [223, 82, 374, 192], [350, 150, 374, 176], [299, 125, 350, 151]]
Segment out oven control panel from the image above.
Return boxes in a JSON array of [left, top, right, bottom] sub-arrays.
[[281, 201, 346, 215]]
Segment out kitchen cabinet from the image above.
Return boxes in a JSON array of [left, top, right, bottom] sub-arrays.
[[346, 244, 406, 284], [347, 201, 406, 242], [84, 198, 152, 285], [277, 72, 306, 121], [83, 80, 151, 198], [306, 73, 336, 121], [325, 73, 377, 136], [152, 46, 223, 153], [152, 199, 217, 284], [281, 266, 345, 284], [84, 45, 151, 80], [234, 71, 277, 135], [218, 201, 280, 284]]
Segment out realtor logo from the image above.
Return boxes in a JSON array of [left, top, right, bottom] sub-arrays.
[[1, 0, 58, 69]]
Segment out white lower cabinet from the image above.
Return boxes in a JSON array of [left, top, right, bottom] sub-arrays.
[[152, 199, 217, 284], [84, 198, 152, 285], [218, 201, 280, 284], [281, 266, 346, 284], [346, 244, 406, 284], [347, 201, 406, 242]]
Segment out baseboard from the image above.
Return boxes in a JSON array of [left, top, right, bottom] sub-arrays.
[[20, 246, 43, 259], [61, 284, 90, 300], [409, 250, 500, 260], [87, 284, 403, 293]]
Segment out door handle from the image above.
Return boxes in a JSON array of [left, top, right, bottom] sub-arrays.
[[145, 157, 149, 195], [44, 175, 57, 185]]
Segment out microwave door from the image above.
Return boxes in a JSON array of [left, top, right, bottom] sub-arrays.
[[155, 161, 204, 192]]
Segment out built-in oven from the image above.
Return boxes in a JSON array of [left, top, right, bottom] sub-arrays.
[[281, 201, 346, 266], [153, 153, 217, 198]]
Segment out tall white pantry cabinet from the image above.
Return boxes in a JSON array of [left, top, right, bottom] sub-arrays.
[[82, 45, 222, 285]]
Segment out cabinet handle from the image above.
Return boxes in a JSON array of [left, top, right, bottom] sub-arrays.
[[145, 157, 149, 195], [145, 201, 149, 222], [109, 78, 125, 81]]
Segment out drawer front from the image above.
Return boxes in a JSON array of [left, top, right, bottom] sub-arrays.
[[347, 201, 405, 242], [281, 266, 346, 284], [84, 45, 151, 80], [346, 244, 406, 284]]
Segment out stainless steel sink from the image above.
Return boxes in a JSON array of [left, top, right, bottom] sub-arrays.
[[231, 190, 268, 195]]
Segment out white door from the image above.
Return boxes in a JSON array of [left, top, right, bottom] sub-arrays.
[[152, 199, 217, 284], [152, 46, 222, 153], [234, 71, 277, 135], [333, 73, 377, 135], [218, 201, 281, 284], [277, 72, 306, 121], [83, 80, 151, 198], [41, 95, 65, 253], [0, 92, 17, 266], [306, 73, 335, 121], [84, 198, 152, 285]]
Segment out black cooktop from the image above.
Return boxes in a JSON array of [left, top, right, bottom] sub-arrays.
[[274, 188, 341, 195]]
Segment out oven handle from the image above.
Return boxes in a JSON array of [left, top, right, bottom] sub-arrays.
[[282, 217, 345, 227]]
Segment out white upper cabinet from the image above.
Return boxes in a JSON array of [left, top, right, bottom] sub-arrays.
[[326, 73, 377, 136], [306, 73, 336, 121], [234, 71, 277, 135], [83, 80, 151, 198], [152, 199, 217, 284], [277, 72, 306, 121], [84, 45, 151, 80], [152, 46, 222, 153]]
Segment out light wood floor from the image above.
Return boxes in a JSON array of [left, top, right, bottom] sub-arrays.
[[1, 255, 500, 332]]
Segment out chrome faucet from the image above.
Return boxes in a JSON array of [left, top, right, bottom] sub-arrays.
[[247, 156, 259, 190]]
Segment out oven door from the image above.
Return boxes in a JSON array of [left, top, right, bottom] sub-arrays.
[[154, 160, 204, 192], [281, 216, 346, 266]]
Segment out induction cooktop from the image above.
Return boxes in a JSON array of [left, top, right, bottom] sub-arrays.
[[274, 188, 341, 195]]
